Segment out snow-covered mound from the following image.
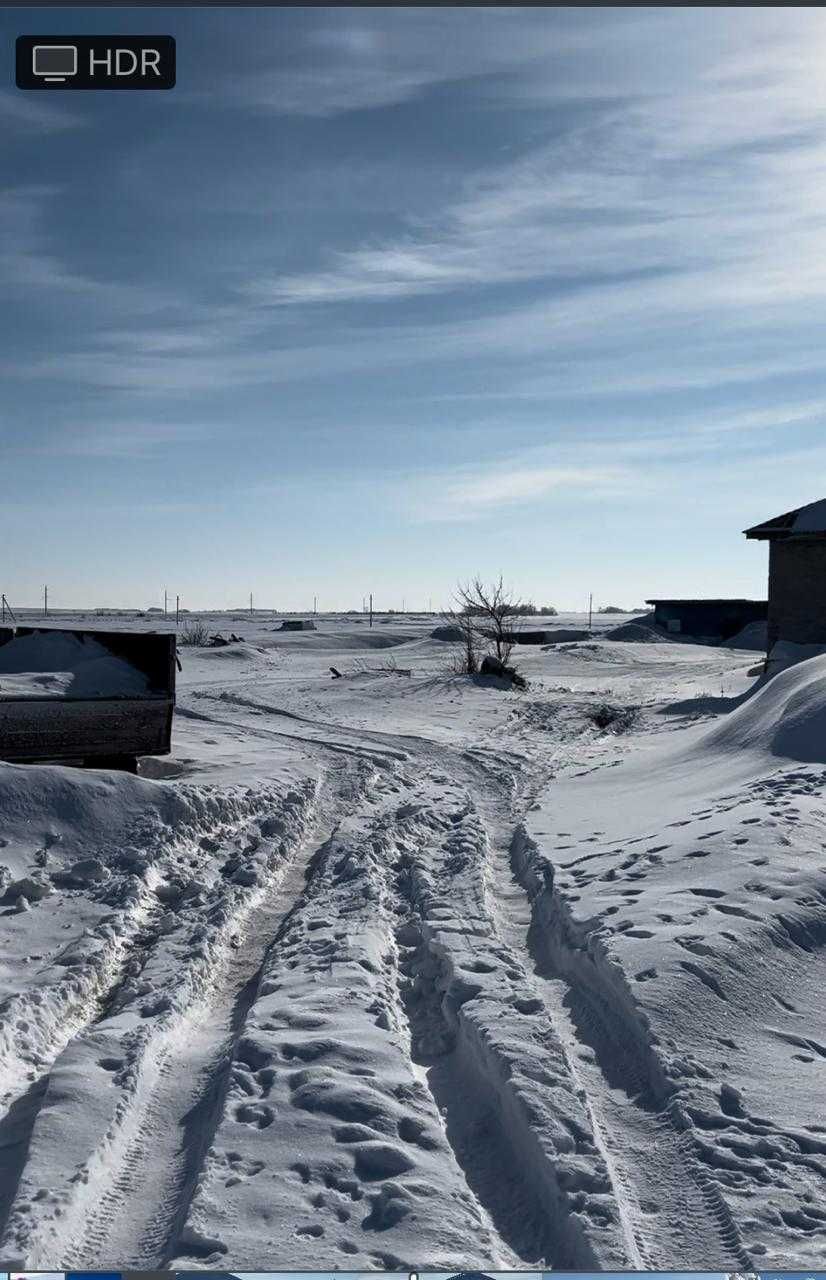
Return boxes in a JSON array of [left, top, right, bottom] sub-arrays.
[[765, 639, 826, 673], [431, 624, 464, 641], [192, 642, 271, 663], [699, 652, 826, 762], [0, 631, 149, 699], [723, 620, 767, 651], [604, 613, 666, 642], [264, 627, 413, 652]]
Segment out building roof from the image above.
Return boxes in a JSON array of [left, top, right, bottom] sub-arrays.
[[645, 598, 766, 605], [744, 498, 826, 539]]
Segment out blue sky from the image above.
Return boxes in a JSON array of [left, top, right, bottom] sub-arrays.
[[4, 7, 826, 610]]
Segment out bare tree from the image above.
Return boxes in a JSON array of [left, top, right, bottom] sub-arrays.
[[456, 575, 524, 664], [456, 608, 480, 674], [439, 602, 480, 674]]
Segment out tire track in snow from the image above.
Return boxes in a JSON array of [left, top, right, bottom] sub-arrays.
[[0, 866, 168, 1242], [1, 776, 325, 1268], [0, 781, 313, 1254], [0, 868, 163, 1122], [169, 765, 517, 1273], [383, 786, 629, 1269], [68, 817, 326, 1267], [508, 827, 753, 1269]]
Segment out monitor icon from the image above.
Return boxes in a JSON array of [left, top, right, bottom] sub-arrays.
[[32, 44, 78, 82]]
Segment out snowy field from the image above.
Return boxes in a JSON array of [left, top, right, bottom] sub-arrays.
[[0, 612, 824, 1271]]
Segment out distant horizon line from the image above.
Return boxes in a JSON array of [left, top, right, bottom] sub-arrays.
[[0, 605, 648, 618]]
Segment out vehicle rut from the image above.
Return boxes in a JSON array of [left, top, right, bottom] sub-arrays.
[[68, 822, 331, 1267], [507, 827, 753, 1269], [1, 776, 328, 1267]]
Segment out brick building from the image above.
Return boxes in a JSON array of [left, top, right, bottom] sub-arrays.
[[744, 498, 826, 651]]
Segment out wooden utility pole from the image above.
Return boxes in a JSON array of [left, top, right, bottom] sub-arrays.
[[176, 595, 180, 625], [164, 589, 168, 616], [588, 592, 593, 632], [44, 584, 48, 617], [369, 593, 373, 628], [313, 595, 317, 615], [250, 592, 253, 617]]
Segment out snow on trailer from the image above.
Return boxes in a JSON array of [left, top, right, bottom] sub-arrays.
[[0, 626, 176, 769]]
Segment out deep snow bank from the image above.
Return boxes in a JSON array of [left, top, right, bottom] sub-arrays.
[[521, 650, 826, 1267], [698, 652, 826, 763], [0, 759, 184, 855]]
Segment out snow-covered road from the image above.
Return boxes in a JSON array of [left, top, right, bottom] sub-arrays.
[[1, 613, 823, 1270]]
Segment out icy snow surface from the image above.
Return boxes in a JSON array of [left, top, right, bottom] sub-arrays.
[[0, 611, 823, 1270]]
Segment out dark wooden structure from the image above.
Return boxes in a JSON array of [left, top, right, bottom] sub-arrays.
[[0, 627, 175, 768], [745, 498, 826, 650], [504, 627, 591, 645], [645, 598, 767, 640]]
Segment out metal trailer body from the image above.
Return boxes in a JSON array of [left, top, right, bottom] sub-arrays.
[[0, 627, 175, 766]]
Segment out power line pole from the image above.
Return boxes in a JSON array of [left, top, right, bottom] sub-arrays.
[[588, 592, 593, 632], [164, 589, 168, 616], [313, 595, 317, 615], [176, 594, 180, 625], [44, 584, 48, 617], [369, 593, 373, 628], [249, 592, 253, 617]]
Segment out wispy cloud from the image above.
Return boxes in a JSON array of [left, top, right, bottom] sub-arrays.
[[0, 185, 175, 313], [229, 9, 608, 118], [399, 400, 826, 524], [243, 11, 826, 344], [12, 422, 212, 460], [0, 90, 85, 132], [402, 454, 635, 523]]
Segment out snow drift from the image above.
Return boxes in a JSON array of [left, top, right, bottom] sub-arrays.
[[699, 652, 826, 763]]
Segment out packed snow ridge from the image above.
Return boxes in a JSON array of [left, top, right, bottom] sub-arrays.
[[0, 612, 824, 1270]]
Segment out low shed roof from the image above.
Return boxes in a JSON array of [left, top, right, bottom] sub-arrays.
[[645, 598, 766, 606], [745, 498, 826, 539]]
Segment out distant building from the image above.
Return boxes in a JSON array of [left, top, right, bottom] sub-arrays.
[[745, 498, 826, 650], [645, 598, 767, 641], [279, 618, 317, 631]]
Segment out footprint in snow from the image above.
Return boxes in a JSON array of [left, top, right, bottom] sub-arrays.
[[234, 1101, 275, 1129], [512, 996, 543, 1015], [713, 903, 762, 920]]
